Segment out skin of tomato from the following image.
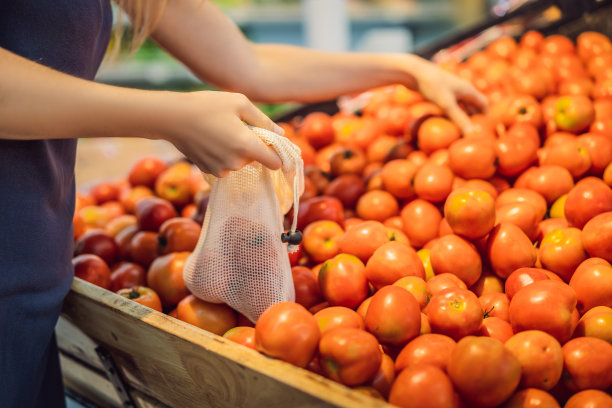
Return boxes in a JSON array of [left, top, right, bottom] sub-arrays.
[[564, 389, 612, 408], [364, 241, 425, 289], [478, 292, 510, 321], [364, 285, 421, 347], [479, 317, 514, 343], [394, 333, 456, 373], [319, 327, 382, 386], [318, 254, 369, 309], [368, 353, 395, 398], [448, 336, 521, 408], [504, 267, 551, 300], [444, 189, 496, 240], [146, 251, 191, 308], [176, 295, 238, 336], [389, 364, 458, 408], [430, 234, 483, 287], [338, 220, 389, 263], [313, 306, 365, 335], [400, 199, 442, 249], [503, 388, 560, 408], [539, 227, 588, 282], [562, 337, 612, 392], [254, 302, 320, 368], [222, 326, 256, 350], [426, 287, 483, 341], [117, 286, 162, 312], [487, 223, 537, 279]]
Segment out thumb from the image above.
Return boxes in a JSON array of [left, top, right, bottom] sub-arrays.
[[246, 130, 283, 170], [444, 101, 473, 134]]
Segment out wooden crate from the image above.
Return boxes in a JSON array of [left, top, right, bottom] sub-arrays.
[[57, 278, 392, 408]]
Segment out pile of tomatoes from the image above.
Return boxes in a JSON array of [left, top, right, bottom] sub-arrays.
[[72, 30, 612, 408]]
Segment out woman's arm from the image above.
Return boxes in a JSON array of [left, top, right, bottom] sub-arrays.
[[0, 47, 281, 176], [150, 0, 486, 131]]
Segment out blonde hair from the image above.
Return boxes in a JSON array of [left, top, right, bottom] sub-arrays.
[[112, 0, 168, 55]]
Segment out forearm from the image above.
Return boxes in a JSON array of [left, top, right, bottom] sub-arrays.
[[0, 47, 170, 141]]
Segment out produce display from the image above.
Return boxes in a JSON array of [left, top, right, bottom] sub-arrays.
[[71, 31, 612, 408]]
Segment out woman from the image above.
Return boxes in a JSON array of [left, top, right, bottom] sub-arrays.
[[0, 1, 486, 406]]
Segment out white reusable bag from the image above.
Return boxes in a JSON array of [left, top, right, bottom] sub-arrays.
[[183, 127, 304, 323]]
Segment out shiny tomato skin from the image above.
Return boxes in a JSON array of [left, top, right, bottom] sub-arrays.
[[389, 365, 457, 408], [255, 302, 319, 368], [291, 266, 323, 310], [319, 327, 382, 386], [502, 388, 560, 408], [427, 287, 483, 341], [117, 286, 162, 312], [147, 252, 191, 309], [318, 254, 368, 309], [562, 337, 612, 392], [395, 333, 456, 373], [487, 223, 537, 279], [564, 389, 612, 408], [222, 326, 256, 350], [176, 295, 237, 336], [365, 285, 421, 347], [313, 306, 364, 335], [430, 234, 482, 287], [364, 241, 425, 289], [504, 267, 551, 300]]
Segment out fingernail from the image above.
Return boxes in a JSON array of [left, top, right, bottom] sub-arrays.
[[273, 124, 285, 136]]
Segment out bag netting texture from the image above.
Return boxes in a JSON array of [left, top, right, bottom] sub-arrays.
[[184, 127, 304, 323]]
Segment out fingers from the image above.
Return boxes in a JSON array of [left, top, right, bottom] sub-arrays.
[[235, 95, 285, 136], [443, 100, 474, 134], [457, 86, 490, 114]]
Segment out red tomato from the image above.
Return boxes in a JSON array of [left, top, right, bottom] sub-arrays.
[[496, 188, 548, 221], [564, 389, 612, 408], [496, 135, 539, 177], [427, 287, 483, 341], [430, 234, 482, 287], [369, 353, 395, 399], [393, 276, 428, 310], [400, 199, 442, 248], [479, 292, 510, 321], [389, 365, 457, 408], [364, 286, 421, 347], [525, 165, 574, 205], [318, 254, 368, 309], [157, 217, 201, 254], [302, 220, 344, 263], [129, 231, 160, 268], [582, 211, 612, 262], [505, 267, 551, 300], [444, 189, 496, 240], [508, 280, 577, 344], [291, 266, 323, 310], [319, 327, 382, 386], [448, 138, 497, 179], [110, 262, 146, 292], [417, 117, 461, 155], [569, 258, 612, 314], [448, 336, 521, 408], [539, 227, 588, 282], [380, 159, 417, 200], [487, 223, 537, 279], [495, 202, 541, 241], [426, 273, 468, 298], [505, 330, 564, 390], [356, 190, 399, 222], [503, 388, 560, 408], [364, 242, 425, 289], [394, 333, 456, 373], [562, 337, 612, 392], [72, 254, 111, 290], [565, 177, 612, 229], [223, 326, 256, 350], [480, 316, 514, 343], [338, 220, 389, 263], [254, 302, 319, 368], [313, 306, 364, 335], [176, 295, 237, 336], [117, 286, 162, 312], [147, 252, 191, 309], [413, 163, 454, 203]]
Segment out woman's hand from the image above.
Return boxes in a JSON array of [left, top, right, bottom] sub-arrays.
[[163, 91, 283, 177], [405, 57, 489, 133]]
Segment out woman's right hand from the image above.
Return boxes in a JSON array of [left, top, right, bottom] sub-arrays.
[[162, 91, 284, 177]]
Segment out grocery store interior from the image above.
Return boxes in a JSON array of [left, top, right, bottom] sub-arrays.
[[65, 0, 612, 407]]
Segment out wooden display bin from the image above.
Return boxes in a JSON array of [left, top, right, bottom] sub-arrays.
[[57, 278, 391, 408]]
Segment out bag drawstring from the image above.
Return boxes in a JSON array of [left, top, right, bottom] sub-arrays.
[[281, 143, 303, 253]]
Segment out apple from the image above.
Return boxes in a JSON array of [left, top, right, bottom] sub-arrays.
[[74, 229, 118, 266], [135, 196, 178, 232], [554, 95, 595, 133], [157, 217, 201, 254], [72, 254, 111, 289], [128, 157, 167, 188]]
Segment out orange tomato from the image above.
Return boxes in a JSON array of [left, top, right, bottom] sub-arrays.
[[176, 295, 237, 336], [401, 199, 442, 248], [117, 286, 162, 312], [318, 254, 368, 309], [356, 190, 399, 222], [364, 241, 425, 289]]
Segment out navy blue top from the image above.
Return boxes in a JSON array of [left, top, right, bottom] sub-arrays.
[[0, 1, 112, 406]]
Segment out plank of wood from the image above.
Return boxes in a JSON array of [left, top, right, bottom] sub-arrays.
[[60, 279, 392, 408]]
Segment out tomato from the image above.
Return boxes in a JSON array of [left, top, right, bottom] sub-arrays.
[[291, 266, 323, 310], [480, 317, 514, 343], [222, 326, 256, 350], [338, 220, 389, 263], [255, 302, 319, 368], [417, 117, 461, 155], [582, 211, 612, 262], [569, 258, 612, 314], [426, 273, 468, 297], [297, 195, 345, 230], [176, 295, 237, 336], [393, 276, 428, 309], [147, 252, 191, 308], [479, 292, 510, 321], [298, 112, 334, 149], [562, 337, 612, 391], [505, 330, 563, 390], [364, 241, 425, 289], [302, 220, 344, 263], [318, 254, 368, 309], [109, 262, 146, 292], [495, 202, 541, 241], [313, 306, 364, 335], [157, 217, 201, 254], [129, 231, 160, 268], [380, 159, 417, 200], [105, 214, 137, 238], [576, 133, 612, 176], [319, 327, 382, 386], [356, 190, 399, 222], [564, 177, 612, 229], [413, 163, 454, 203], [520, 30, 544, 50], [525, 165, 575, 205], [539, 227, 588, 282], [539, 141, 592, 179], [394, 333, 456, 373], [503, 388, 560, 408], [389, 365, 457, 408], [504, 267, 551, 300], [470, 269, 504, 297], [564, 389, 612, 408], [365, 286, 421, 347], [509, 280, 577, 344], [329, 147, 367, 177], [117, 286, 162, 312], [496, 135, 539, 177], [430, 234, 482, 287], [448, 138, 497, 179], [400, 199, 442, 248], [72, 254, 111, 289], [496, 188, 548, 221], [369, 353, 395, 399], [448, 336, 521, 408], [536, 217, 569, 244], [74, 229, 118, 267], [427, 287, 483, 341], [323, 174, 366, 209], [487, 223, 537, 279], [444, 189, 495, 240]]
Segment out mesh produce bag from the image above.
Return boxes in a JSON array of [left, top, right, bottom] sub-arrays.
[[184, 127, 304, 323]]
